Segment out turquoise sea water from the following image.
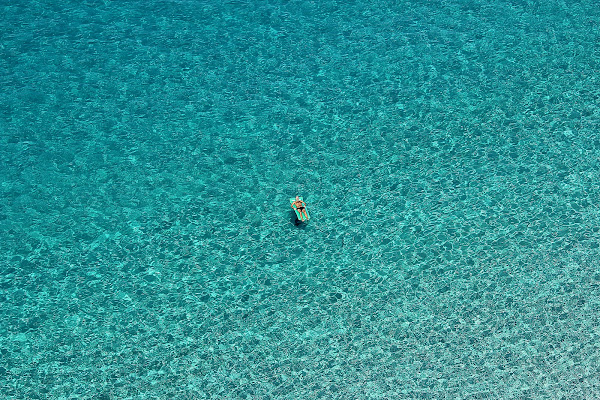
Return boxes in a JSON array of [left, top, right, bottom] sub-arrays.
[[2, 0, 600, 398]]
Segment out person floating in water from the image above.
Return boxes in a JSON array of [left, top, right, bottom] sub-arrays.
[[291, 196, 309, 221]]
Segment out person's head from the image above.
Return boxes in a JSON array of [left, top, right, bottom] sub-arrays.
[[295, 196, 300, 201]]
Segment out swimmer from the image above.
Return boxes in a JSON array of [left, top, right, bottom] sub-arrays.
[[291, 196, 308, 221]]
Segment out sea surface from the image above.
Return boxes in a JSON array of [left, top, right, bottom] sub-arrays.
[[2, 0, 600, 399]]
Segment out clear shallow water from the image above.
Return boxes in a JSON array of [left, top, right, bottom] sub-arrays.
[[2, 0, 600, 398]]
